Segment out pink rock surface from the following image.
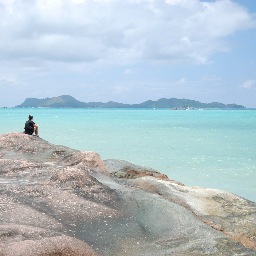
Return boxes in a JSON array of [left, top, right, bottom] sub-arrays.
[[0, 133, 256, 256]]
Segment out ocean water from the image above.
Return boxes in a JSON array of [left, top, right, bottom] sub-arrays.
[[0, 108, 255, 202]]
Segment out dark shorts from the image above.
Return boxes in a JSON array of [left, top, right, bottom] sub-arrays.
[[25, 129, 34, 135]]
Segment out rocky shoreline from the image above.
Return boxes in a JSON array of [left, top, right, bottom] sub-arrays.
[[0, 133, 255, 256]]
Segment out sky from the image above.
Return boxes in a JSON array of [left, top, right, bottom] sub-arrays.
[[0, 0, 256, 108]]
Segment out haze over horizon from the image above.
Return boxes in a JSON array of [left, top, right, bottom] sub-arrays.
[[1, 0, 256, 108]]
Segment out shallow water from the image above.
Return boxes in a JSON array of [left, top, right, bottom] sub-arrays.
[[1, 108, 255, 202]]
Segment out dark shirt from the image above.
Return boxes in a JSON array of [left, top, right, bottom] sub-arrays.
[[24, 120, 35, 135]]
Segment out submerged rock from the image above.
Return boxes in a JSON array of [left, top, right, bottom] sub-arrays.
[[0, 133, 255, 256]]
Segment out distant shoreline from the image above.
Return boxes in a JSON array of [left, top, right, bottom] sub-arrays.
[[0, 107, 256, 111]]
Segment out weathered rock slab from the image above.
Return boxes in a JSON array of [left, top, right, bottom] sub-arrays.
[[0, 133, 256, 256]]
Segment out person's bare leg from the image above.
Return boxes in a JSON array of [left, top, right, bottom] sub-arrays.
[[34, 125, 39, 136]]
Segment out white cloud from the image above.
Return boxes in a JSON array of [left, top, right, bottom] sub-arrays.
[[0, 76, 16, 85], [0, 0, 254, 66], [123, 68, 134, 75], [241, 80, 256, 89]]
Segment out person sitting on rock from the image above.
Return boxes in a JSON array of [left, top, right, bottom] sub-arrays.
[[24, 115, 39, 136]]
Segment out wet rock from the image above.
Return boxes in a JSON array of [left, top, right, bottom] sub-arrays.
[[0, 133, 256, 256]]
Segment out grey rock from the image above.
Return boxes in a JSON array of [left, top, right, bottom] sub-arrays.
[[0, 133, 255, 256]]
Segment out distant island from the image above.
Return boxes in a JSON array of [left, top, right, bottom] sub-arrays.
[[15, 95, 246, 109]]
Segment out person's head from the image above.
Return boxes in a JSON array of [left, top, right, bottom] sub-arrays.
[[28, 115, 33, 120]]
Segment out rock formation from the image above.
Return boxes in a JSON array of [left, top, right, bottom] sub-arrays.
[[0, 133, 255, 255]]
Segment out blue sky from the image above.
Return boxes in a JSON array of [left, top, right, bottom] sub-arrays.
[[0, 0, 256, 107]]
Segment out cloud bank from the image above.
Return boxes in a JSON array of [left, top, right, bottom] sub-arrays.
[[0, 0, 255, 108], [0, 0, 254, 65]]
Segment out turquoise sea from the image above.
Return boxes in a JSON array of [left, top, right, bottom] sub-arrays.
[[0, 108, 255, 202]]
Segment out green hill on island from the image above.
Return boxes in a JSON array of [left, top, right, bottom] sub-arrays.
[[15, 95, 246, 109]]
